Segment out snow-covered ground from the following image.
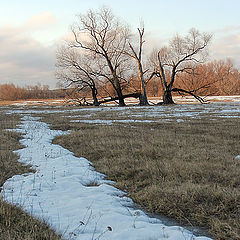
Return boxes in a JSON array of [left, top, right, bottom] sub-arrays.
[[1, 112, 213, 240], [66, 102, 240, 124], [7, 95, 240, 106], [1, 101, 239, 239], [6, 101, 240, 125]]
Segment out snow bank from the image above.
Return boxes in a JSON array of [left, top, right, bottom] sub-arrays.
[[1, 115, 212, 240]]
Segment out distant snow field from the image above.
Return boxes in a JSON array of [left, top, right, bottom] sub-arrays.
[[8, 95, 240, 106]]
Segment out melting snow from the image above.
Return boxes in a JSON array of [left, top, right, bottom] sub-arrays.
[[1, 114, 212, 240]]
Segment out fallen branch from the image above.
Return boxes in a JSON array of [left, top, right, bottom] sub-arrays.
[[98, 92, 141, 105], [171, 88, 205, 103]]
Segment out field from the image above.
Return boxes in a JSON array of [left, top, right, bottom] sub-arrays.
[[0, 97, 239, 240], [0, 111, 62, 239]]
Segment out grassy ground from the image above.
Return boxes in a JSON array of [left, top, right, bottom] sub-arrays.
[[1, 104, 239, 240], [0, 111, 62, 240], [38, 106, 240, 240]]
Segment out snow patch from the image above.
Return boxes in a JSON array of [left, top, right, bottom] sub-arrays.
[[1, 114, 212, 240]]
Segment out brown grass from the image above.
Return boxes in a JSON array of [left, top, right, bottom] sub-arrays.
[[0, 110, 62, 240], [39, 108, 240, 240], [0, 113, 31, 187]]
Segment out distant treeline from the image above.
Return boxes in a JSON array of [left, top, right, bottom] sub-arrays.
[[0, 59, 240, 101], [0, 83, 65, 101]]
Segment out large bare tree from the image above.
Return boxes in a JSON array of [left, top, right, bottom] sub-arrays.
[[125, 27, 149, 105], [69, 7, 131, 106], [56, 46, 101, 106], [153, 28, 212, 104]]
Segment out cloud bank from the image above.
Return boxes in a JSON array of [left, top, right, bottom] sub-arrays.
[[210, 26, 240, 67], [0, 12, 240, 90], [0, 12, 58, 88]]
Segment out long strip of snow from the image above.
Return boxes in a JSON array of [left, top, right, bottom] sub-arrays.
[[1, 115, 212, 240]]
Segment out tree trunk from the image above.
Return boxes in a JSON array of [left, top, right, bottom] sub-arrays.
[[117, 91, 126, 106], [91, 87, 99, 106], [139, 93, 148, 105], [114, 75, 126, 106], [163, 88, 175, 104], [138, 64, 149, 106]]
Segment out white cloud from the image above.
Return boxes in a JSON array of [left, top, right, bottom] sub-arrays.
[[215, 25, 240, 34], [210, 27, 240, 67], [24, 12, 57, 31], [1, 13, 240, 90], [0, 13, 58, 88]]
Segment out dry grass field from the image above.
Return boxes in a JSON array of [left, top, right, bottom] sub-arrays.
[[38, 105, 240, 240], [0, 102, 239, 240]]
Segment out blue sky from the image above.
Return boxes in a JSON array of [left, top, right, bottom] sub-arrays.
[[0, 0, 240, 88]]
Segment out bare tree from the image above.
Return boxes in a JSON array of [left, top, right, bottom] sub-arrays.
[[56, 46, 100, 106], [174, 59, 235, 97], [69, 7, 131, 106], [125, 27, 149, 105], [153, 28, 212, 104], [208, 59, 240, 95]]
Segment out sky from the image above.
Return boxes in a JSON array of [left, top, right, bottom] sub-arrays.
[[0, 0, 240, 89]]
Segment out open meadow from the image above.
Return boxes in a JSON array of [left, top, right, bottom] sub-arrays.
[[0, 97, 239, 240], [1, 1, 240, 239]]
